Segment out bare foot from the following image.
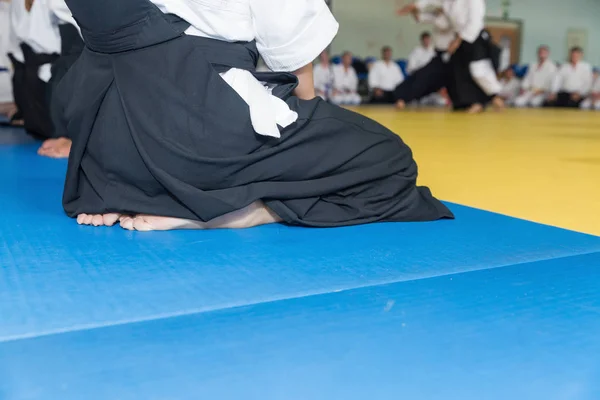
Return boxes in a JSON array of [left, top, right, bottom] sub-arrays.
[[467, 103, 484, 114], [77, 213, 121, 227], [395, 100, 406, 110], [38, 137, 72, 158], [120, 201, 282, 232], [492, 96, 505, 111]]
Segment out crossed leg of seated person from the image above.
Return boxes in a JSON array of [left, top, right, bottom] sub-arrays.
[[77, 201, 282, 231]]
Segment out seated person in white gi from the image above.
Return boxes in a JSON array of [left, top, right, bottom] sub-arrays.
[[580, 69, 600, 111], [513, 45, 557, 108], [0, 0, 17, 121], [498, 67, 521, 105], [406, 31, 435, 75], [405, 30, 446, 107], [313, 50, 333, 100], [369, 46, 404, 104], [58, 0, 452, 231], [546, 47, 593, 108], [331, 51, 361, 105]]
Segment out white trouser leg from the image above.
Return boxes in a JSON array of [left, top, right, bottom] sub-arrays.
[[347, 92, 362, 105], [420, 93, 446, 106], [529, 93, 546, 108], [580, 98, 592, 110], [469, 59, 502, 96], [332, 93, 362, 105], [513, 91, 532, 108], [330, 93, 344, 105]]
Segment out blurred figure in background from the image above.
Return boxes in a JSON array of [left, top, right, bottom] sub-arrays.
[[406, 31, 435, 74], [497, 67, 520, 105], [546, 47, 593, 108], [444, 0, 505, 112], [513, 45, 557, 108], [405, 30, 446, 107], [369, 46, 404, 103], [37, 0, 84, 158], [0, 0, 17, 122], [313, 50, 333, 101], [8, 0, 61, 137], [331, 51, 361, 105], [580, 69, 600, 110], [395, 0, 488, 111]]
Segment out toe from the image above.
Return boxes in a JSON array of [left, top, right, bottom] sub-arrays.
[[40, 139, 56, 149], [77, 214, 87, 224], [92, 214, 104, 226], [83, 214, 94, 225], [103, 213, 120, 226], [120, 216, 134, 230], [132, 216, 154, 231]]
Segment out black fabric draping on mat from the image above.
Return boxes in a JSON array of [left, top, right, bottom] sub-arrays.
[[58, 0, 453, 226]]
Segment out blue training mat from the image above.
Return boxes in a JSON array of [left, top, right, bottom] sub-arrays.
[[1, 128, 599, 399]]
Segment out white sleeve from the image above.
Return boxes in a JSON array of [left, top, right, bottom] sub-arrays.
[[368, 63, 381, 90], [520, 64, 534, 90], [415, 0, 440, 10], [417, 11, 436, 23], [406, 49, 419, 74], [251, 0, 339, 72], [580, 65, 594, 96], [396, 64, 405, 86], [543, 63, 558, 91], [350, 68, 358, 91], [332, 67, 343, 91], [49, 0, 79, 33], [459, 0, 485, 44], [26, 0, 61, 55], [551, 66, 565, 93]]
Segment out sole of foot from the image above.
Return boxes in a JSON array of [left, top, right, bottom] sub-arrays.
[[119, 215, 204, 231]]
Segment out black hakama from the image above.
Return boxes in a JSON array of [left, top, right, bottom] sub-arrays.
[[58, 0, 453, 227], [8, 45, 58, 138], [49, 24, 84, 138], [393, 49, 491, 110], [450, 30, 501, 109], [7, 24, 82, 139]]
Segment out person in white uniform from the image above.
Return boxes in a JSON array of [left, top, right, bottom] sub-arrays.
[[331, 51, 361, 105], [395, 0, 489, 111], [313, 50, 333, 101], [513, 46, 557, 108], [57, 0, 452, 231], [444, 0, 505, 112], [546, 47, 593, 108], [497, 67, 520, 105], [7, 0, 62, 136], [369, 46, 404, 104], [405, 31, 446, 107], [36, 0, 85, 158], [580, 70, 600, 111], [0, 0, 17, 121], [406, 32, 435, 75]]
